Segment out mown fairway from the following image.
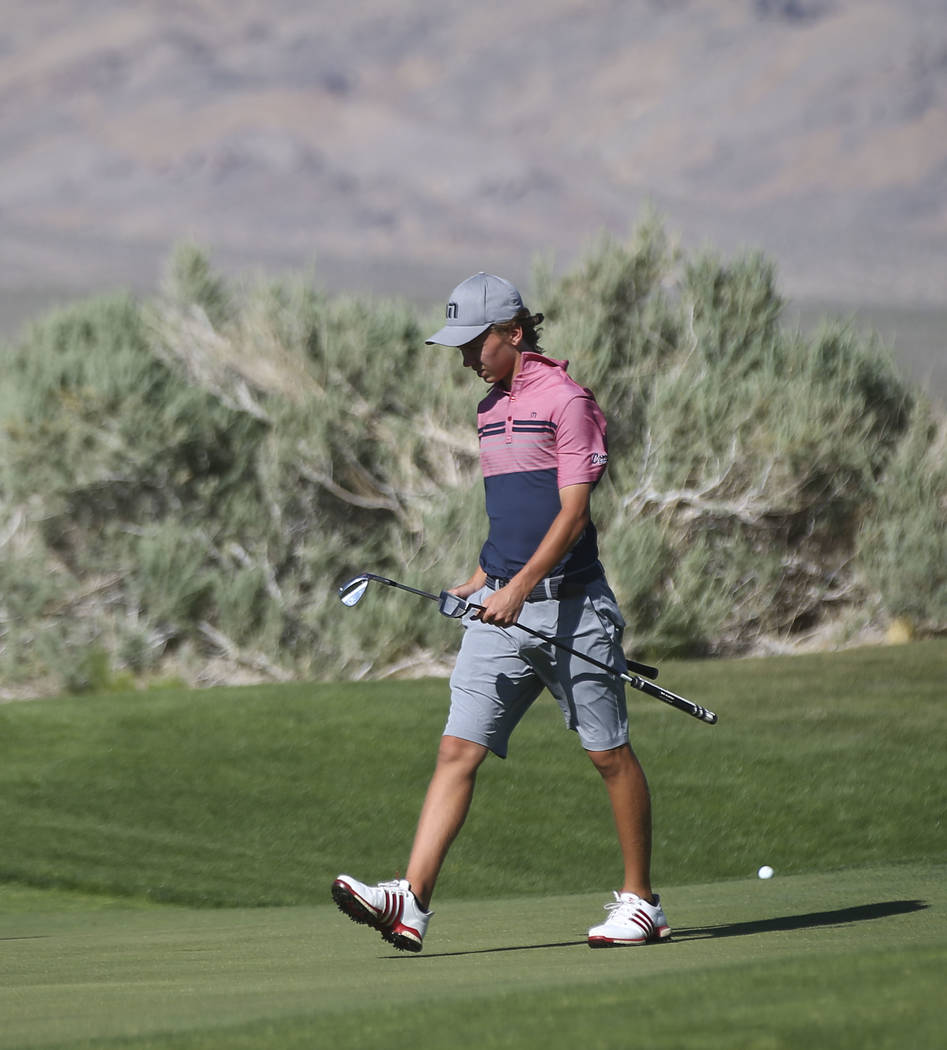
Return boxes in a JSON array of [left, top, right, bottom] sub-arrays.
[[1, 641, 945, 1048], [2, 864, 943, 1050]]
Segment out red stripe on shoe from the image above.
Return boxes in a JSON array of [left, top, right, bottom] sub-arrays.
[[631, 913, 652, 937], [380, 891, 403, 928]]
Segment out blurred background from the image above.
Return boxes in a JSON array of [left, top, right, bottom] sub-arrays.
[[1, 0, 945, 396], [1, 0, 944, 695]]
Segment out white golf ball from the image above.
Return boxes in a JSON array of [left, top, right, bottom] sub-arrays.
[[757, 865, 774, 880]]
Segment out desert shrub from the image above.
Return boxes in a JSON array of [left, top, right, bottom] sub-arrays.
[[532, 229, 919, 656], [0, 227, 942, 691], [854, 403, 947, 628], [537, 215, 681, 480], [0, 527, 70, 684], [0, 249, 486, 688], [163, 242, 232, 329]]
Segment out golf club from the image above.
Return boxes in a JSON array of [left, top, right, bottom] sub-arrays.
[[337, 573, 718, 725]]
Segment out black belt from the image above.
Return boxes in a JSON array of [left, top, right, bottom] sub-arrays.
[[485, 565, 603, 602]]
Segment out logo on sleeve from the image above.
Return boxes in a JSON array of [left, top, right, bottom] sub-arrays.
[[590, 452, 609, 465]]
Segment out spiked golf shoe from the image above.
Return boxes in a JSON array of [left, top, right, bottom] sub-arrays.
[[332, 874, 432, 953], [587, 891, 672, 947]]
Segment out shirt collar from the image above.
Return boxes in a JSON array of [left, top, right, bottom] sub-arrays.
[[506, 352, 568, 391]]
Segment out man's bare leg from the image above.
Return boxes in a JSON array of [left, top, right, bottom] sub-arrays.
[[586, 742, 654, 901], [404, 735, 489, 909]]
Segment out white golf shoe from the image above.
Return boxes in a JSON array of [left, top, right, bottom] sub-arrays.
[[587, 891, 672, 947], [331, 874, 432, 953]]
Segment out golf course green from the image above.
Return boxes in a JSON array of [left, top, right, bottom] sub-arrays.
[[1, 641, 944, 1048]]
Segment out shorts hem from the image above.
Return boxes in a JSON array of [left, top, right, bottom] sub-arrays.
[[442, 727, 508, 760], [577, 735, 630, 753]]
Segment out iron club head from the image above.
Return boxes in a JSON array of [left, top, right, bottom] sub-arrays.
[[338, 575, 370, 607], [437, 590, 470, 618]]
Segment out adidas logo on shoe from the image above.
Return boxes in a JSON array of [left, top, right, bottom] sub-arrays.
[[587, 891, 672, 947], [332, 874, 432, 953]]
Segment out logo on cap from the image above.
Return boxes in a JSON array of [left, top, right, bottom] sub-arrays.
[[446, 301, 459, 320]]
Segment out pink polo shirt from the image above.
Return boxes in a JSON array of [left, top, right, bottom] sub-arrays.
[[475, 352, 608, 580]]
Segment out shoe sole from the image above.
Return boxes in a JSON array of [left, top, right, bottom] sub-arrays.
[[588, 930, 672, 948], [381, 927, 424, 953], [331, 880, 378, 926], [331, 880, 424, 953]]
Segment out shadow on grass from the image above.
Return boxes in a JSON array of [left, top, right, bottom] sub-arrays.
[[400, 940, 588, 959], [674, 899, 929, 941], [402, 900, 927, 959]]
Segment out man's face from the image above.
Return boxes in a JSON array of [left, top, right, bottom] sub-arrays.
[[458, 327, 521, 389]]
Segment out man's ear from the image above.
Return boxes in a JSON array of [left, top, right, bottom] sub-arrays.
[[509, 324, 524, 347]]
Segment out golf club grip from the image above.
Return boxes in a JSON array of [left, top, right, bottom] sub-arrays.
[[624, 674, 718, 725]]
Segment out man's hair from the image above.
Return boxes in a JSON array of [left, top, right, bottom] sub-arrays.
[[492, 308, 544, 351]]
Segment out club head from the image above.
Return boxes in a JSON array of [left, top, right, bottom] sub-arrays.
[[338, 576, 370, 607], [438, 590, 469, 618]]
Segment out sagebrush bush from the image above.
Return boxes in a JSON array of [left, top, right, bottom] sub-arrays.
[[0, 219, 942, 693], [854, 404, 947, 627]]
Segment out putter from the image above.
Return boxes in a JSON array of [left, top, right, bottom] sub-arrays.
[[338, 573, 718, 725]]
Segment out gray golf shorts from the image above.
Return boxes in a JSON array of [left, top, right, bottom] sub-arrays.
[[446, 576, 629, 758]]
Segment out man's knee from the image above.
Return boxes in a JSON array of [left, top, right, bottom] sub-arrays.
[[586, 742, 636, 778], [437, 734, 489, 771]]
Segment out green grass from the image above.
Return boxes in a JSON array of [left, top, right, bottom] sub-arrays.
[[0, 640, 945, 1048], [1, 865, 943, 1049], [1, 642, 943, 905]]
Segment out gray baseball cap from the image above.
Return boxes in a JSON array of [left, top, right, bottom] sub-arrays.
[[425, 272, 525, 346]]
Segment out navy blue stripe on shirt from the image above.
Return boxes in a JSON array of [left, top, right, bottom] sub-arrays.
[[478, 418, 557, 438], [512, 420, 557, 435]]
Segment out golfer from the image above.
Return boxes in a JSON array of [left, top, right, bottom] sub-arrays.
[[333, 273, 670, 951]]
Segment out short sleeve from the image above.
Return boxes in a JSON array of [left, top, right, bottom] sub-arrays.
[[555, 392, 608, 488]]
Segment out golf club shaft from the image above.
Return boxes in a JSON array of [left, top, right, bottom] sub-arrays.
[[357, 573, 658, 680], [348, 573, 716, 723], [478, 607, 716, 724], [359, 574, 441, 604], [468, 603, 654, 677]]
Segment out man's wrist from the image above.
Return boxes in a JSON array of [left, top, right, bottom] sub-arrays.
[[453, 568, 487, 598], [505, 572, 540, 601]]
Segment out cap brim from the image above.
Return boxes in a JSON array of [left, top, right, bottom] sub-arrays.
[[425, 322, 491, 347]]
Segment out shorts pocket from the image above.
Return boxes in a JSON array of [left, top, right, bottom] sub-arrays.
[[588, 584, 626, 647]]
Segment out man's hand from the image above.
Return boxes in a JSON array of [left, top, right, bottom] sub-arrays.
[[476, 580, 529, 628], [446, 568, 488, 603]]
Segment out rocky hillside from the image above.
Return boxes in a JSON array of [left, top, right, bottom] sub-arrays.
[[1, 0, 945, 310]]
